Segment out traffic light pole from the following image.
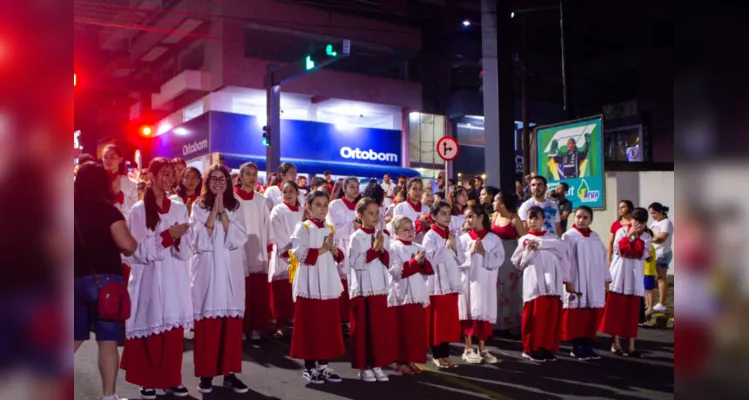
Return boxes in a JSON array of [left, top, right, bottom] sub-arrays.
[[264, 40, 351, 177]]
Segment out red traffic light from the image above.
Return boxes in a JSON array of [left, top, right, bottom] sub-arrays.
[[140, 125, 153, 137]]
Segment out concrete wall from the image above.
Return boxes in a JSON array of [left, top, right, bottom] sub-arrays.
[[588, 170, 675, 274]]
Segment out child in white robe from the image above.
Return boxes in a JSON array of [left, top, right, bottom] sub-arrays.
[[326, 177, 360, 326], [561, 206, 610, 360], [289, 191, 345, 384], [388, 216, 432, 375], [599, 207, 652, 358], [457, 204, 504, 364], [512, 205, 571, 363], [188, 164, 249, 393], [422, 201, 464, 368], [120, 158, 193, 399], [268, 180, 304, 338], [233, 162, 272, 340], [392, 178, 429, 243]]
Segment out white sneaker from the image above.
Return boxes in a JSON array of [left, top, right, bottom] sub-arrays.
[[462, 349, 483, 364], [372, 367, 389, 382], [358, 369, 376, 382], [250, 331, 262, 340], [653, 303, 667, 313], [480, 350, 499, 364]]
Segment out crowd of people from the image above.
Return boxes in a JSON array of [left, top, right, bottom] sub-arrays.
[[73, 145, 673, 400]]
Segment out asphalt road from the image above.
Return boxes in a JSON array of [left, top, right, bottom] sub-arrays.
[[74, 328, 674, 400]]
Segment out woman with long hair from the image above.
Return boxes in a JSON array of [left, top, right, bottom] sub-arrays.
[[449, 186, 469, 236], [490, 191, 526, 335], [172, 167, 202, 216], [363, 179, 387, 232], [264, 162, 300, 208], [101, 144, 138, 218], [189, 163, 249, 394], [120, 157, 194, 399], [608, 200, 635, 264], [74, 162, 137, 400]]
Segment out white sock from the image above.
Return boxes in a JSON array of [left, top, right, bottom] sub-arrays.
[[102, 395, 118, 400]]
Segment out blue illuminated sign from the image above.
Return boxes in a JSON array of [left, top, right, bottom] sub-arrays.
[[151, 113, 211, 160]]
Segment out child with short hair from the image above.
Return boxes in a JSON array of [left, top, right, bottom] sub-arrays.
[[388, 216, 433, 375], [512, 205, 571, 362]]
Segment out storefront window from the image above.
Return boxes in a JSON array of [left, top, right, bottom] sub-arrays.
[[409, 112, 445, 171], [604, 125, 646, 162]]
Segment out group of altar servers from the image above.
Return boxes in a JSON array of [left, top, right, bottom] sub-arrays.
[[112, 156, 651, 397]]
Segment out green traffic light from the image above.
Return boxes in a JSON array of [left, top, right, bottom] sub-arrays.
[[325, 44, 337, 57], [305, 55, 315, 70]]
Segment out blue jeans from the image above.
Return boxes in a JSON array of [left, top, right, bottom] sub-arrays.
[[655, 251, 673, 270], [74, 274, 124, 341]]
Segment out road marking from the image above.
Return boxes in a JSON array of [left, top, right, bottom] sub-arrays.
[[417, 364, 514, 400]]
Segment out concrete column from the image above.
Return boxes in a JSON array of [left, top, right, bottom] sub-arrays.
[[481, 0, 516, 190], [306, 103, 318, 121], [401, 108, 411, 168]]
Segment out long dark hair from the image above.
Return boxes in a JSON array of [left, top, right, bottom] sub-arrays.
[[450, 186, 467, 215], [330, 178, 345, 200], [467, 203, 491, 232], [618, 200, 635, 221], [304, 189, 329, 220], [74, 162, 112, 204], [176, 167, 202, 199], [103, 144, 126, 175], [631, 207, 649, 223], [144, 157, 174, 231], [278, 162, 296, 179], [648, 202, 670, 218], [363, 178, 385, 206], [200, 164, 239, 212], [496, 190, 518, 214]]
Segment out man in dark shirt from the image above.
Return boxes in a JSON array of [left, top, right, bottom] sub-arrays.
[[555, 182, 573, 232], [549, 135, 590, 179]]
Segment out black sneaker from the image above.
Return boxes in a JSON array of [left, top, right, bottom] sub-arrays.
[[521, 351, 546, 363], [223, 373, 249, 393], [198, 377, 213, 393], [303, 368, 325, 384], [318, 366, 343, 383], [543, 350, 557, 362], [570, 345, 590, 361], [165, 385, 189, 397], [586, 346, 601, 360], [139, 387, 156, 399]]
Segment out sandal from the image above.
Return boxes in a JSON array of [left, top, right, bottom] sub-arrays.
[[408, 363, 422, 374], [395, 364, 416, 375], [611, 347, 627, 356], [432, 358, 448, 368], [627, 350, 645, 358], [442, 358, 458, 368], [272, 330, 285, 339]]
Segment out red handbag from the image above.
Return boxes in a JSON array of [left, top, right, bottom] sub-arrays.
[[75, 219, 131, 321]]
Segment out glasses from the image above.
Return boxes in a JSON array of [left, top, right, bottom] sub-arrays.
[[208, 177, 228, 184]]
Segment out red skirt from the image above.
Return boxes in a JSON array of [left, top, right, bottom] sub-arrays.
[[561, 307, 604, 341], [120, 328, 184, 389], [290, 297, 345, 360], [244, 273, 271, 333], [193, 317, 243, 377], [522, 296, 562, 353], [426, 294, 461, 346], [349, 295, 397, 369], [339, 279, 350, 323], [394, 304, 428, 363], [599, 292, 641, 338], [461, 320, 494, 341], [270, 279, 295, 328]]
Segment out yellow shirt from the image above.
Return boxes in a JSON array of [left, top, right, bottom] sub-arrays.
[[644, 245, 657, 276]]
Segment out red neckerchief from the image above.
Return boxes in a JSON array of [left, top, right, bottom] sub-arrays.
[[307, 218, 325, 228], [284, 201, 299, 212], [573, 224, 591, 238], [157, 196, 172, 214], [341, 196, 357, 211], [528, 229, 546, 237], [181, 193, 198, 204], [234, 187, 254, 201], [430, 223, 448, 239], [406, 199, 422, 213], [397, 239, 413, 245], [107, 170, 119, 183], [452, 205, 463, 216], [359, 226, 375, 234], [468, 229, 488, 240]]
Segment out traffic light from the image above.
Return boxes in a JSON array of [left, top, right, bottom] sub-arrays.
[[304, 41, 349, 72], [262, 125, 270, 147], [140, 125, 153, 137]]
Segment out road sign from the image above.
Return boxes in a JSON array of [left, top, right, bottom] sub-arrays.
[[436, 136, 460, 161]]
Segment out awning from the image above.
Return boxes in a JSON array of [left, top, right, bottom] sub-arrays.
[[220, 154, 421, 178]]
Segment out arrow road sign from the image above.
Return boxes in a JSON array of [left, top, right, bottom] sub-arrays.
[[436, 136, 460, 161]]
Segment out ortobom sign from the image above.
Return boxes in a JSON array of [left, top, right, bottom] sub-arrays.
[[536, 115, 605, 209]]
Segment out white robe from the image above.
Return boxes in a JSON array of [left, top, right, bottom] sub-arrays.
[[232, 192, 270, 276], [511, 232, 571, 303], [326, 199, 357, 280], [269, 202, 304, 282], [188, 204, 248, 320], [449, 213, 467, 237], [388, 241, 433, 308], [264, 185, 304, 211], [125, 200, 194, 339], [347, 229, 391, 298], [609, 227, 652, 297], [114, 175, 139, 218], [290, 221, 344, 301], [422, 229, 464, 296], [561, 228, 611, 309], [457, 232, 504, 323]]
